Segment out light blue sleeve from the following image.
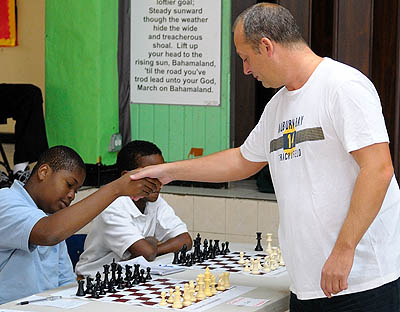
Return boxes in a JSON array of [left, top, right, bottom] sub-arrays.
[[0, 192, 45, 251], [58, 241, 77, 286]]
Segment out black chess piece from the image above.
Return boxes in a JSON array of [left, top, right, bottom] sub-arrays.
[[76, 280, 86, 296], [221, 242, 225, 255], [85, 276, 94, 294], [145, 267, 152, 280], [214, 240, 220, 255], [139, 268, 146, 283], [93, 285, 100, 299], [172, 251, 179, 264], [125, 265, 133, 287], [133, 264, 140, 279], [110, 258, 118, 283], [107, 280, 117, 293], [99, 283, 106, 295], [116, 264, 124, 285], [95, 271, 102, 286], [225, 241, 230, 253], [255, 232, 263, 251], [103, 264, 110, 287]]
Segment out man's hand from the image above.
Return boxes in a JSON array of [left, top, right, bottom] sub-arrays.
[[130, 163, 174, 185], [320, 247, 354, 298]]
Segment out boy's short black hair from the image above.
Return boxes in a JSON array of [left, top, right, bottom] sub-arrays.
[[31, 145, 86, 175], [117, 140, 162, 173]]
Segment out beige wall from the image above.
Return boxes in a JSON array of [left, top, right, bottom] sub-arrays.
[[0, 0, 45, 132]]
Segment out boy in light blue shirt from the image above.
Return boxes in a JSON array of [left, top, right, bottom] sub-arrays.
[[0, 145, 160, 304]]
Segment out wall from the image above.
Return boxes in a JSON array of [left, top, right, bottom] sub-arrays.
[[45, 0, 119, 164], [130, 0, 231, 162], [0, 0, 45, 133]]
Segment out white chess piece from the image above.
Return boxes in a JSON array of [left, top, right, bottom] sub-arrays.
[[196, 274, 206, 300], [278, 249, 285, 266], [238, 251, 245, 265], [189, 280, 196, 302], [243, 259, 250, 272], [257, 256, 262, 270], [160, 291, 168, 306], [167, 288, 174, 304], [266, 233, 273, 254], [183, 283, 192, 307], [172, 286, 183, 309], [250, 258, 255, 271], [223, 272, 230, 288], [251, 258, 260, 275], [263, 256, 271, 273], [216, 274, 226, 291], [211, 275, 217, 295]]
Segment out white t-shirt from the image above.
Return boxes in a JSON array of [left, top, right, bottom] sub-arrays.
[[241, 58, 400, 299], [75, 195, 188, 277]]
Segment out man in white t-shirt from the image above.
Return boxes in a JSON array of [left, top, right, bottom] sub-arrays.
[[130, 3, 400, 311], [75, 141, 192, 277]]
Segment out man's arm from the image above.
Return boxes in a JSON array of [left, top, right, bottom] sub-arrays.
[[131, 147, 267, 185], [30, 176, 161, 246], [320, 142, 394, 297]]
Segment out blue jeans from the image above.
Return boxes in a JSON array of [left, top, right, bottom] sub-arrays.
[[290, 278, 400, 312]]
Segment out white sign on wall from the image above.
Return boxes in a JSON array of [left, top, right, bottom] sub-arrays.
[[130, 0, 221, 106]]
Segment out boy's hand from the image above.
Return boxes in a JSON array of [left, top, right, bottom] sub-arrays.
[[119, 172, 161, 198], [130, 163, 174, 185]]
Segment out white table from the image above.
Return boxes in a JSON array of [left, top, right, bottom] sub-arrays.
[[0, 243, 290, 312]]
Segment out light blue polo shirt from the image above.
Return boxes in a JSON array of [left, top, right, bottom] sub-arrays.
[[0, 181, 76, 304]]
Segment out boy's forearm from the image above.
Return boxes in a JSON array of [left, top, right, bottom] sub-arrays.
[[156, 233, 192, 257]]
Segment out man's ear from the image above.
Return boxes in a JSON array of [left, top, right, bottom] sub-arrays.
[[261, 37, 274, 56], [37, 164, 51, 181]]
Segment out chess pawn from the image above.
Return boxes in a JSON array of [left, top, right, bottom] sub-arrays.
[[167, 288, 174, 304], [263, 256, 271, 273], [223, 272, 230, 288], [196, 281, 206, 301], [257, 257, 262, 270], [172, 286, 183, 309], [251, 258, 260, 275], [249, 258, 255, 271], [160, 291, 168, 306], [216, 274, 226, 291], [238, 251, 245, 265], [271, 258, 278, 270], [243, 259, 250, 272], [183, 283, 192, 307], [189, 280, 196, 302], [266, 233, 273, 254], [272, 247, 278, 259], [211, 275, 217, 295]]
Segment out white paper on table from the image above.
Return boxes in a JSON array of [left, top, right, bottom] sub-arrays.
[[32, 298, 88, 309], [229, 297, 270, 307]]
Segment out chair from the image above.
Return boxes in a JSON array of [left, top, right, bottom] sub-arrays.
[[0, 118, 14, 177], [65, 234, 87, 269]]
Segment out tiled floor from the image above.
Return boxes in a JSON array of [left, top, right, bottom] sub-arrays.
[[1, 143, 276, 201]]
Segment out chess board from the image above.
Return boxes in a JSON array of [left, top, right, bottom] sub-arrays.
[[179, 251, 286, 276], [77, 277, 242, 310]]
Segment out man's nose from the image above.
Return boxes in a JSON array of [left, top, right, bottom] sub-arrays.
[[243, 61, 252, 75]]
